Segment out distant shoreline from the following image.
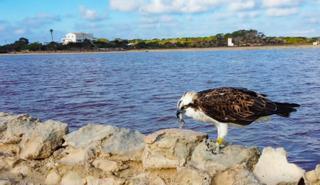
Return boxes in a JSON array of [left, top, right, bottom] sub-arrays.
[[0, 44, 319, 56]]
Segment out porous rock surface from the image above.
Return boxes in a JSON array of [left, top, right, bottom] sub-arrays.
[[0, 112, 315, 185], [253, 147, 305, 185]]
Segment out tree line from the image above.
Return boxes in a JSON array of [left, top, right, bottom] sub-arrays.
[[0, 29, 318, 53]]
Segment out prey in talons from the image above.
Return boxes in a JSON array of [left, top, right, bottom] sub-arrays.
[[176, 110, 185, 129]]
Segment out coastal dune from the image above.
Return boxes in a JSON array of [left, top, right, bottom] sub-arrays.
[[0, 112, 319, 185]]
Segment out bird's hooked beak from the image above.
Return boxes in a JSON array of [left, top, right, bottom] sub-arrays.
[[176, 109, 185, 129]]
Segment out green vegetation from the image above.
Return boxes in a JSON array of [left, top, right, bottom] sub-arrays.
[[280, 37, 314, 45], [0, 29, 318, 53]]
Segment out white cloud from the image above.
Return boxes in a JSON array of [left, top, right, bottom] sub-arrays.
[[14, 28, 26, 34], [302, 12, 320, 24], [110, 0, 143, 12], [266, 7, 298, 16], [237, 10, 260, 18], [308, 17, 320, 24], [110, 0, 223, 14], [262, 0, 302, 7], [79, 6, 107, 21], [139, 15, 176, 28], [80, 6, 98, 20], [159, 15, 174, 22], [142, 0, 222, 13], [229, 0, 255, 11]]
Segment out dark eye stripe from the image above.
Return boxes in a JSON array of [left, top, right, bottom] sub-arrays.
[[182, 103, 194, 110]]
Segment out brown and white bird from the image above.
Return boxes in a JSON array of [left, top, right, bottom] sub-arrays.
[[176, 87, 300, 152]]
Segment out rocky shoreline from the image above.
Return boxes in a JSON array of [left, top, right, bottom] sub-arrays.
[[0, 112, 319, 185]]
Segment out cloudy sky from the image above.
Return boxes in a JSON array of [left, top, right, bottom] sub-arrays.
[[0, 0, 319, 44]]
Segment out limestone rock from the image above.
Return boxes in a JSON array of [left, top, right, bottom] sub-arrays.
[[0, 159, 6, 170], [61, 171, 84, 185], [92, 158, 127, 173], [20, 120, 68, 159], [86, 176, 125, 185], [142, 129, 207, 169], [0, 113, 38, 144], [0, 113, 67, 160], [0, 112, 9, 133], [59, 148, 94, 165], [0, 179, 11, 185], [10, 164, 30, 177], [45, 169, 61, 185], [190, 141, 259, 176], [304, 164, 320, 185], [213, 165, 261, 185], [174, 167, 211, 185], [128, 173, 166, 185], [64, 124, 145, 161], [253, 147, 305, 185], [2, 157, 20, 168]]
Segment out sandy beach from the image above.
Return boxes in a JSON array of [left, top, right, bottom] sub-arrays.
[[0, 44, 319, 56]]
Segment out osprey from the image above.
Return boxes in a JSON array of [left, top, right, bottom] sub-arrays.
[[176, 87, 299, 152]]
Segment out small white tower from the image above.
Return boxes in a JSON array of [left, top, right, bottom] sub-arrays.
[[227, 38, 234, 47]]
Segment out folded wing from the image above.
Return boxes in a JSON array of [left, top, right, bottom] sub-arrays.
[[197, 87, 277, 125]]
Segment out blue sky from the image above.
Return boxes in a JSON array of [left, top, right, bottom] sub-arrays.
[[0, 0, 319, 44]]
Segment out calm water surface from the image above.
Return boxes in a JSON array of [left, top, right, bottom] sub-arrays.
[[0, 48, 319, 170]]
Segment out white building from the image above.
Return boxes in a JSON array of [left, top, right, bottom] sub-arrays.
[[312, 40, 319, 46], [62, 32, 95, 45], [227, 38, 234, 47]]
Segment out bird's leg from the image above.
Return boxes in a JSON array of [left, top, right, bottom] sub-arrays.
[[207, 123, 228, 154], [215, 137, 224, 153]]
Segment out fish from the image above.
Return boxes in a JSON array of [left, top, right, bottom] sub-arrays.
[[177, 111, 185, 129]]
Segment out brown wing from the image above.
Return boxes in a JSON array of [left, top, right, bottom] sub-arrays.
[[197, 87, 277, 125]]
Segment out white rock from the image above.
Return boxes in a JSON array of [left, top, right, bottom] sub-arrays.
[[190, 141, 259, 176], [253, 147, 305, 185], [19, 120, 68, 159], [142, 129, 207, 169], [174, 167, 211, 185], [304, 164, 320, 185], [45, 169, 61, 185], [213, 165, 261, 185], [61, 171, 84, 185], [64, 124, 145, 161]]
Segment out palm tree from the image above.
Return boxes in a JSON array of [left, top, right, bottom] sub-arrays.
[[49, 29, 53, 42]]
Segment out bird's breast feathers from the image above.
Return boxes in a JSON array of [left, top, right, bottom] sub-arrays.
[[185, 108, 220, 125]]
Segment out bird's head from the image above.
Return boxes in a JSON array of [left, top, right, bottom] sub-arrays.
[[176, 91, 198, 128]]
